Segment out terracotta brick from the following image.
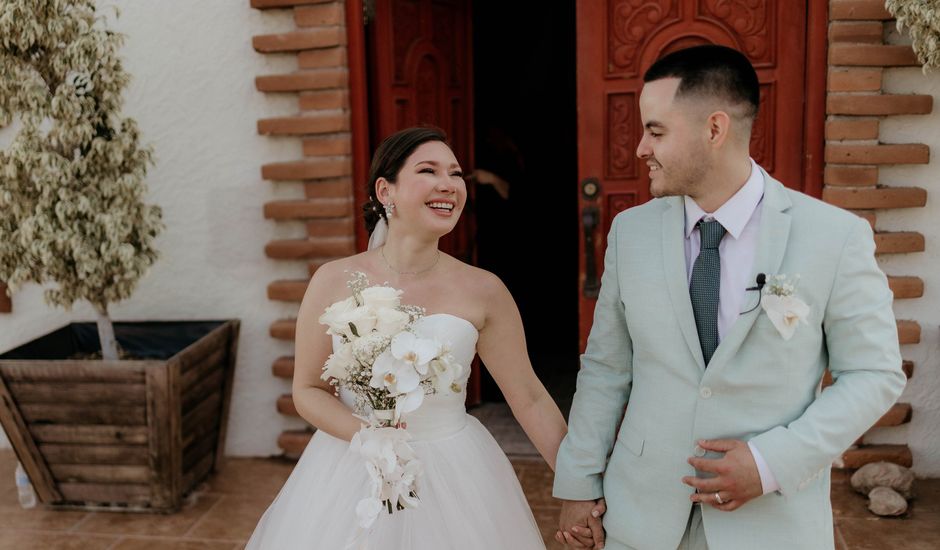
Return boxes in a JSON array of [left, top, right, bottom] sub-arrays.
[[252, 0, 333, 9], [897, 320, 921, 345], [875, 232, 925, 254], [278, 429, 313, 457], [829, 44, 919, 67], [828, 68, 882, 92], [849, 209, 876, 228], [299, 89, 349, 110], [888, 276, 924, 299], [268, 280, 309, 302], [276, 394, 299, 415], [265, 237, 356, 259], [840, 445, 912, 469], [297, 47, 346, 69], [252, 28, 342, 53], [825, 118, 879, 140], [272, 356, 295, 379], [824, 165, 878, 186], [825, 143, 929, 165], [830, 0, 893, 21], [0, 283, 10, 313], [822, 186, 927, 209], [257, 113, 349, 136], [256, 69, 347, 93], [306, 217, 355, 238], [294, 3, 344, 26], [829, 21, 884, 43], [263, 198, 352, 219], [873, 403, 913, 427], [303, 135, 352, 156], [270, 319, 297, 341], [827, 94, 933, 116], [262, 158, 352, 180], [304, 177, 353, 199]]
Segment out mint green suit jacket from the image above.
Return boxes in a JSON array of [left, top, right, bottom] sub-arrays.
[[553, 174, 906, 549]]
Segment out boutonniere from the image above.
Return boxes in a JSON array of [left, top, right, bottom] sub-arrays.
[[761, 274, 810, 341]]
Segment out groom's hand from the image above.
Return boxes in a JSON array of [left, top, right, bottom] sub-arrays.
[[556, 498, 607, 548], [682, 439, 763, 511]]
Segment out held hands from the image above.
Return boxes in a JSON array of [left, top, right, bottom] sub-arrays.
[[556, 498, 607, 549], [682, 439, 763, 511]]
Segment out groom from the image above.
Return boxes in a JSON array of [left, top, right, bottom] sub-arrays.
[[553, 45, 906, 549]]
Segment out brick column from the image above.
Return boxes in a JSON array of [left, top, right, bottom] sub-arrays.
[[825, 0, 931, 469]]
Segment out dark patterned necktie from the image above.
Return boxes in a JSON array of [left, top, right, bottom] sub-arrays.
[[690, 219, 726, 365]]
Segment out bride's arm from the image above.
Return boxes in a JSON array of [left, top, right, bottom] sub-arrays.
[[476, 273, 567, 471], [291, 263, 364, 442]]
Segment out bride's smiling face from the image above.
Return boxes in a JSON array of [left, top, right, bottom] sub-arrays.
[[378, 141, 466, 235]]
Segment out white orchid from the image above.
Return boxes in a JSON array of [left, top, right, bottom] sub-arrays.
[[371, 332, 441, 392], [760, 275, 810, 340], [350, 425, 423, 529], [428, 350, 463, 393]]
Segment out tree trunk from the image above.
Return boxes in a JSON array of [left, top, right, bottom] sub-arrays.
[[95, 306, 119, 360]]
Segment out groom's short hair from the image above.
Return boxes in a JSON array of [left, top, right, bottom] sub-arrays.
[[644, 45, 760, 121]]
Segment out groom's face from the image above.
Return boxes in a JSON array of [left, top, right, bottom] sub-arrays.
[[637, 78, 710, 199]]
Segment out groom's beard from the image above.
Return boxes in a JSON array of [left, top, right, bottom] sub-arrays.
[[649, 146, 711, 199]]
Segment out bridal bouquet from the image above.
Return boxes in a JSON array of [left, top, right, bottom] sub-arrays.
[[318, 272, 464, 530]]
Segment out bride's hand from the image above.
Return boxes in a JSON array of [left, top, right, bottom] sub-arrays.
[[556, 498, 606, 549]]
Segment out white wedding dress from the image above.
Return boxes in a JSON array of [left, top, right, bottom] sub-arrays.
[[246, 313, 546, 549]]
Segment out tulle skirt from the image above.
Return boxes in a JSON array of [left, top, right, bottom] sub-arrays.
[[246, 415, 546, 549]]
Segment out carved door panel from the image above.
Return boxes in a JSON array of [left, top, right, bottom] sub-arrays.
[[367, 0, 482, 405], [576, 0, 809, 350]]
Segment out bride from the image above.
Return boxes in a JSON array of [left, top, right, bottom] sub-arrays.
[[247, 127, 604, 549]]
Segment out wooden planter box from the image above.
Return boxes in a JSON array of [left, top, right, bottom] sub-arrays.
[[0, 320, 239, 512]]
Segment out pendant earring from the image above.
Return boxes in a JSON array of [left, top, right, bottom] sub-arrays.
[[384, 202, 396, 216]]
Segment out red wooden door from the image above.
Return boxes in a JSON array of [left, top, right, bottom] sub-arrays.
[[576, 0, 815, 350], [366, 0, 481, 405]]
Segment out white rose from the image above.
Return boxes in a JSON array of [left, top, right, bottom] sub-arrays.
[[321, 341, 355, 381], [318, 296, 357, 336], [374, 307, 410, 336], [360, 286, 402, 310], [326, 305, 377, 340]]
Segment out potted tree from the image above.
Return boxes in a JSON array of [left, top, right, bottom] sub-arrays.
[[0, 1, 238, 511]]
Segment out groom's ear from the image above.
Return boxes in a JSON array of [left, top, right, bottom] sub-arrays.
[[706, 110, 732, 148]]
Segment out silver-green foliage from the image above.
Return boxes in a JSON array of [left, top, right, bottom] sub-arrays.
[[0, 0, 163, 315], [886, 0, 940, 71]]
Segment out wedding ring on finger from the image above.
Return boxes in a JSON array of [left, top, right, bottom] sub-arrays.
[[715, 492, 725, 505]]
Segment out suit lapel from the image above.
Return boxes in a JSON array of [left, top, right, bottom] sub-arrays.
[[706, 173, 793, 373], [661, 197, 707, 371]]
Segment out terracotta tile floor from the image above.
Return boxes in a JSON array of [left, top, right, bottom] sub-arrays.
[[1, 443, 938, 549]]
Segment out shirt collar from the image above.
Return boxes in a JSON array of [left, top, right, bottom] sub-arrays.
[[684, 158, 765, 240]]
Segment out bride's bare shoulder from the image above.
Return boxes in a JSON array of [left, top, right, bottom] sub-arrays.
[[303, 253, 376, 302]]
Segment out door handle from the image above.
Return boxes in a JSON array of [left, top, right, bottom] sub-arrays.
[[582, 205, 600, 299]]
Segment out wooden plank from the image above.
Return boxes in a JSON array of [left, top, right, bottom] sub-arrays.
[[182, 391, 222, 441], [8, 382, 146, 405], [181, 450, 214, 494], [180, 347, 226, 390], [181, 367, 224, 414], [0, 361, 150, 384], [182, 408, 221, 451], [39, 444, 149, 465], [50, 464, 151, 484], [176, 324, 230, 374], [145, 361, 181, 511], [31, 425, 149, 445], [214, 321, 239, 472], [20, 403, 146, 425], [0, 282, 10, 313], [57, 482, 151, 505], [183, 429, 218, 472], [0, 372, 62, 502]]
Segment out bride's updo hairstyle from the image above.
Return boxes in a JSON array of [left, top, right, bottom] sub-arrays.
[[363, 126, 448, 234]]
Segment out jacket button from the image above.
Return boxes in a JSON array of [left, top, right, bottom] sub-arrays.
[[700, 387, 713, 399]]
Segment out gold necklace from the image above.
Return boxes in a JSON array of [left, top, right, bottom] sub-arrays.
[[380, 246, 440, 275]]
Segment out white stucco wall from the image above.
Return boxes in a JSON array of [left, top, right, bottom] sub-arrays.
[[862, 27, 940, 478], [0, 1, 311, 456]]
